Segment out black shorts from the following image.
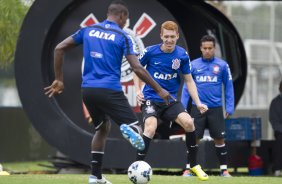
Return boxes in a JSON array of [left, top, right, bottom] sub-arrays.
[[82, 88, 138, 130], [191, 105, 225, 139], [141, 100, 186, 123]]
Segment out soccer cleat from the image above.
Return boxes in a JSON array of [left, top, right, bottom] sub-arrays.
[[191, 165, 209, 181], [89, 175, 112, 184], [120, 124, 145, 151], [274, 170, 281, 177], [221, 170, 232, 177], [0, 171, 10, 176], [182, 169, 194, 177]]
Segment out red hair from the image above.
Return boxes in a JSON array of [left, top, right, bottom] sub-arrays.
[[161, 21, 179, 35]]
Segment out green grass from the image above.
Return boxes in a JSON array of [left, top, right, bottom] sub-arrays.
[[1, 161, 282, 184], [2, 161, 56, 173], [0, 174, 282, 184]]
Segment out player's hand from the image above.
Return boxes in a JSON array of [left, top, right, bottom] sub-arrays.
[[86, 116, 93, 125], [157, 88, 176, 105], [197, 103, 208, 114], [136, 91, 145, 106], [44, 80, 64, 98], [224, 112, 230, 119]]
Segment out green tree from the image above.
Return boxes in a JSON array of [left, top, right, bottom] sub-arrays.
[[0, 0, 32, 68]]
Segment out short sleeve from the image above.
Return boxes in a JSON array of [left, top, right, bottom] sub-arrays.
[[71, 28, 85, 44], [181, 51, 191, 74], [123, 34, 138, 56], [138, 47, 150, 66]]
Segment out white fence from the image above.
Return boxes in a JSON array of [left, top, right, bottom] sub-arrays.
[[237, 39, 282, 109]]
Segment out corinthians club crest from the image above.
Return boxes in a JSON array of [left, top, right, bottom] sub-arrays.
[[80, 13, 156, 82]]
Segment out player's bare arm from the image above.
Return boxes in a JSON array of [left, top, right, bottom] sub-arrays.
[[44, 36, 78, 97], [183, 74, 208, 114], [127, 54, 175, 104], [133, 73, 145, 105]]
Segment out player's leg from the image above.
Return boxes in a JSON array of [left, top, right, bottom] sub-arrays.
[[85, 88, 144, 150], [82, 88, 112, 184], [175, 113, 208, 180], [213, 138, 231, 177], [208, 107, 231, 177], [182, 105, 206, 177], [164, 102, 196, 168], [89, 121, 112, 184], [273, 131, 282, 176], [136, 116, 158, 161], [163, 102, 208, 180], [136, 100, 158, 160]]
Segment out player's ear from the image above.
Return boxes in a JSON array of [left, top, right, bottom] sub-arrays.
[[176, 33, 179, 39]]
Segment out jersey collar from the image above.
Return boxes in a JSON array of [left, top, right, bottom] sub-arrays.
[[202, 57, 215, 62], [159, 43, 176, 53], [104, 19, 119, 27]]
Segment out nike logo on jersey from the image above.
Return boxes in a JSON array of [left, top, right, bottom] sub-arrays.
[[89, 30, 115, 41], [154, 61, 161, 64], [197, 69, 203, 72]]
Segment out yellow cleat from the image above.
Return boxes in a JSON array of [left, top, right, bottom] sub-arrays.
[[0, 171, 10, 176], [191, 165, 208, 181]]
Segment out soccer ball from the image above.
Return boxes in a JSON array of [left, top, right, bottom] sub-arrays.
[[128, 161, 152, 184]]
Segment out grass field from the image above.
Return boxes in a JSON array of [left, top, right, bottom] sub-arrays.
[[1, 174, 282, 184], [1, 161, 282, 184]]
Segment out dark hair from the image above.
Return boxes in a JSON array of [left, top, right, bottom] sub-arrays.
[[200, 35, 215, 46], [108, 0, 128, 16]]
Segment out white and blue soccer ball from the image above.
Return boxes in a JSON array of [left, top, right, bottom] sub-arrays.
[[128, 161, 152, 184]]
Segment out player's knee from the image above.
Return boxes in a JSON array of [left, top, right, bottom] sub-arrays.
[[99, 121, 111, 134], [182, 119, 195, 132]]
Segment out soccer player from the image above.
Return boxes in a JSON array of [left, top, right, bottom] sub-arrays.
[[134, 21, 209, 181], [44, 1, 173, 184], [181, 35, 234, 177], [269, 80, 282, 176]]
